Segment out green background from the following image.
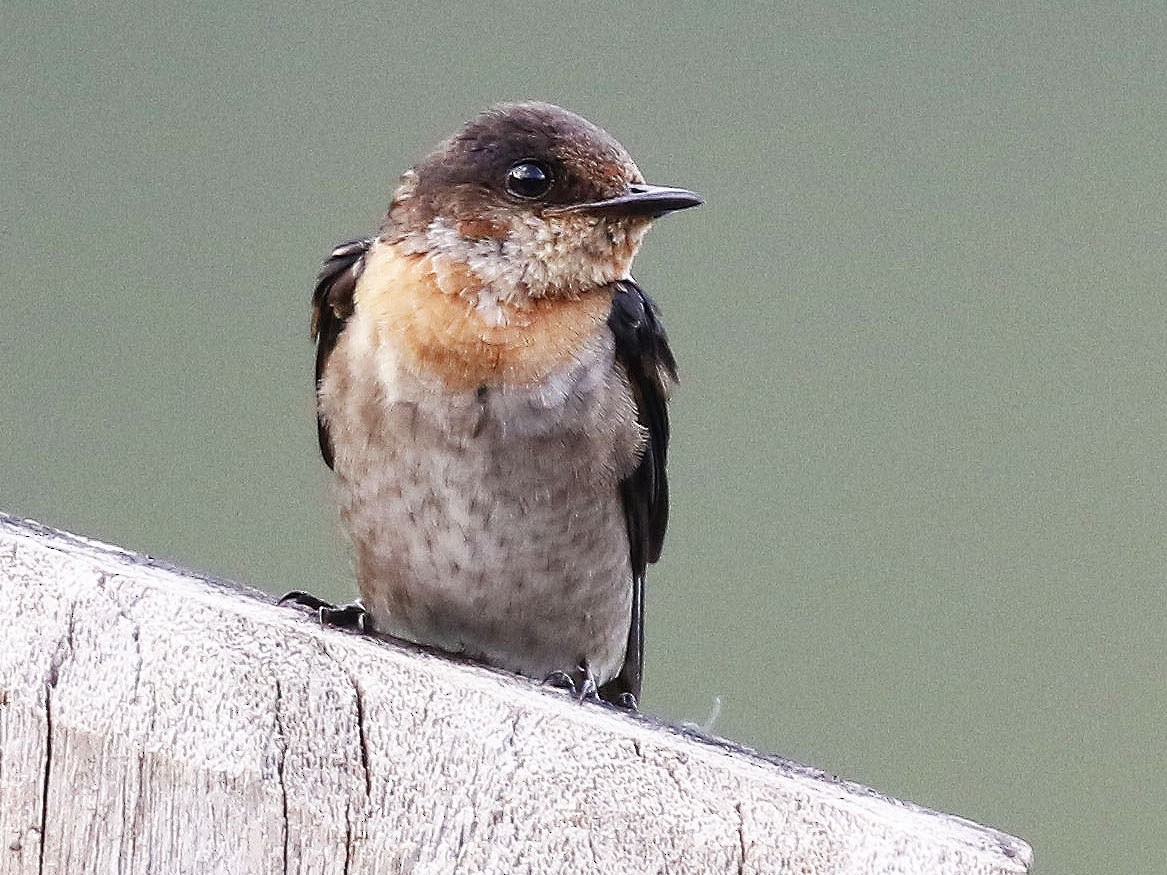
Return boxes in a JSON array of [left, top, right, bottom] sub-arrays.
[[5, 3, 1164, 871]]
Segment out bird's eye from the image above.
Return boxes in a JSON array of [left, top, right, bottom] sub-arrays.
[[505, 161, 552, 199]]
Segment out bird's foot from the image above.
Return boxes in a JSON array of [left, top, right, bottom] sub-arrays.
[[541, 665, 601, 703], [278, 590, 369, 633], [612, 691, 639, 711]]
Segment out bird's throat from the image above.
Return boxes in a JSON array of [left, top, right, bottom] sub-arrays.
[[354, 242, 614, 392]]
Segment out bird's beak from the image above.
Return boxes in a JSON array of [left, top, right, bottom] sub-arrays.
[[551, 184, 704, 219]]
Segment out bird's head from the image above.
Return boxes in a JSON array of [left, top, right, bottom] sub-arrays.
[[383, 101, 702, 300]]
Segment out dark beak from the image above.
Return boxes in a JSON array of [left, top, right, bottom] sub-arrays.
[[552, 184, 703, 218]]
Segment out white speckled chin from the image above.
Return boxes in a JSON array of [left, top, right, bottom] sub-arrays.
[[415, 214, 650, 303]]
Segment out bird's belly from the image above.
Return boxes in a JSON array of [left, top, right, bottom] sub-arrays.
[[343, 426, 634, 683], [324, 336, 643, 686]]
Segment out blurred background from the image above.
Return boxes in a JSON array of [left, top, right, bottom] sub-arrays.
[[4, 2, 1164, 870]]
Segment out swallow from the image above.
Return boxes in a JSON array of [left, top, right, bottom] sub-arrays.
[[288, 101, 701, 707]]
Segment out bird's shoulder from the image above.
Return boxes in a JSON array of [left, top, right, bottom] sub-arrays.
[[312, 238, 374, 468], [312, 238, 372, 341]]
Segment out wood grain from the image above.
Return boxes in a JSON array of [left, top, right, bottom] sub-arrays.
[[0, 513, 1033, 875]]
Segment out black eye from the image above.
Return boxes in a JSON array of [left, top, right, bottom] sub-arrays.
[[505, 161, 552, 199]]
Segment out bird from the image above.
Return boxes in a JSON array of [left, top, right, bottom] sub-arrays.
[[286, 101, 701, 708]]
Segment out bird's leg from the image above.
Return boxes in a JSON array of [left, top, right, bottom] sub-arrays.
[[278, 590, 369, 633], [576, 666, 599, 703]]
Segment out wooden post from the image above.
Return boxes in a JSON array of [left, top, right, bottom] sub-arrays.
[[0, 513, 1032, 874]]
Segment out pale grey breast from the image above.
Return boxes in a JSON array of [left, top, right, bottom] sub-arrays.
[[321, 319, 645, 685]]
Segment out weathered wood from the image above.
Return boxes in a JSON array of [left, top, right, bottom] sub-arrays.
[[0, 513, 1033, 874]]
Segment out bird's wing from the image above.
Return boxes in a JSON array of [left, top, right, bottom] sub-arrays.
[[601, 278, 679, 705], [311, 238, 373, 469]]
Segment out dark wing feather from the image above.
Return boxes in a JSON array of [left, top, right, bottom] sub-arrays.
[[312, 238, 373, 469], [600, 279, 679, 706]]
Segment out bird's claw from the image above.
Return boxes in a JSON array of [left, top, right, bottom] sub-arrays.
[[541, 669, 575, 690], [279, 590, 369, 633]]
